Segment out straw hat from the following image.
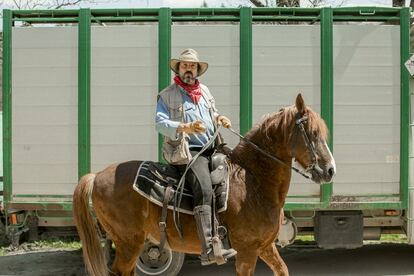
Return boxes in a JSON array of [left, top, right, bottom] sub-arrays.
[[170, 48, 209, 77]]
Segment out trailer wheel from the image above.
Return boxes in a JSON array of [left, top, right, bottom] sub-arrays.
[[135, 241, 185, 276]]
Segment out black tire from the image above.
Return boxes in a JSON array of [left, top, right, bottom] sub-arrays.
[[135, 241, 185, 276]]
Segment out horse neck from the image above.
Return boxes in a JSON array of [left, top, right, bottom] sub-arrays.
[[229, 124, 293, 202], [230, 117, 292, 170]]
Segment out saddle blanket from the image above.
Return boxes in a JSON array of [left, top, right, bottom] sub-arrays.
[[132, 161, 229, 215]]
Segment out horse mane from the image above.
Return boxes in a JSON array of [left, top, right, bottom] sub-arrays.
[[245, 104, 328, 144]]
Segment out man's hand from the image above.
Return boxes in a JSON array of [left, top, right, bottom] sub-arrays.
[[217, 115, 232, 128], [178, 120, 206, 134]]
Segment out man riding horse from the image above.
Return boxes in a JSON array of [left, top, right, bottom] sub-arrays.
[[155, 48, 237, 265]]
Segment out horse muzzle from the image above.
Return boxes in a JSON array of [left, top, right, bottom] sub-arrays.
[[310, 163, 335, 184]]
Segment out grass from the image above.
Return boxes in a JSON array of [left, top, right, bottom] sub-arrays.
[[0, 238, 82, 257], [379, 234, 407, 243], [294, 234, 408, 246], [293, 235, 316, 245], [295, 235, 315, 242], [0, 234, 408, 257], [31, 238, 82, 250]]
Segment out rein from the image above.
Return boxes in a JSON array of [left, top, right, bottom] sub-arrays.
[[173, 125, 222, 239], [227, 114, 318, 180], [172, 114, 316, 238]]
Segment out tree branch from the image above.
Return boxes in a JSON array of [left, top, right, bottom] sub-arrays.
[[249, 0, 266, 7], [54, 0, 82, 9], [392, 0, 405, 7], [6, 0, 103, 10]]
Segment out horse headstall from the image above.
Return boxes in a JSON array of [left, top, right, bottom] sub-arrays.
[[294, 113, 318, 173]]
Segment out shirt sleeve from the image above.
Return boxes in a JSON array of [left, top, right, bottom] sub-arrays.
[[202, 84, 220, 120], [155, 97, 181, 140]]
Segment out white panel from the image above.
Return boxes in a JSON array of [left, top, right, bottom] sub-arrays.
[[172, 24, 240, 147], [91, 25, 158, 172], [253, 25, 321, 197], [407, 71, 413, 243], [333, 25, 400, 196], [12, 27, 78, 196], [409, 189, 414, 244], [12, 27, 78, 48]]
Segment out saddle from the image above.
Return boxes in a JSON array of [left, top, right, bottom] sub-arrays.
[[132, 153, 230, 215], [132, 152, 232, 256]]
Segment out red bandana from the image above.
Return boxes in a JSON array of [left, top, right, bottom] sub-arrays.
[[174, 75, 202, 104]]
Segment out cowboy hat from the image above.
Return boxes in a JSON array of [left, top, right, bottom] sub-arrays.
[[170, 48, 208, 77]]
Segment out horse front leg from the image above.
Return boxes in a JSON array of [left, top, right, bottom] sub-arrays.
[[235, 250, 258, 276], [259, 242, 289, 276]]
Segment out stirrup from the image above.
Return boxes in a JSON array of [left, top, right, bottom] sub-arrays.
[[200, 249, 217, 266], [212, 236, 227, 265]]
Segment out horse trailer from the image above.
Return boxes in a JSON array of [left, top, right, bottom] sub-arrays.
[[1, 6, 413, 274]]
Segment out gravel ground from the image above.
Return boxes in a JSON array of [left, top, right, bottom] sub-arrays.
[[0, 243, 413, 276]]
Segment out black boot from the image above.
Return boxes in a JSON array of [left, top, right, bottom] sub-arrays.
[[193, 205, 237, 266]]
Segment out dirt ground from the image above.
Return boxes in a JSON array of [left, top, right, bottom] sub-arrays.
[[0, 248, 86, 276], [0, 243, 413, 276]]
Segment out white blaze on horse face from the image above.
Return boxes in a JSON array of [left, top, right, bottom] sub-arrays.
[[324, 141, 336, 175]]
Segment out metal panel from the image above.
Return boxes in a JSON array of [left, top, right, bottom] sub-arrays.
[[91, 25, 158, 172], [408, 73, 414, 244], [400, 7, 410, 209], [172, 24, 240, 147], [158, 8, 171, 162], [0, 112, 3, 199], [240, 7, 252, 135], [12, 27, 78, 195], [78, 8, 91, 178], [3, 10, 13, 203], [253, 25, 321, 197], [333, 25, 400, 196], [320, 8, 333, 204]]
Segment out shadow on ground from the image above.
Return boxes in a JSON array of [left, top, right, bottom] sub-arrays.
[[0, 243, 413, 276]]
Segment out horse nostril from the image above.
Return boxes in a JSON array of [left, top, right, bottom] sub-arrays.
[[328, 167, 335, 177]]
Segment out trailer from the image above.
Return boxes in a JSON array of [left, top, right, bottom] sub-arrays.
[[1, 6, 413, 274]]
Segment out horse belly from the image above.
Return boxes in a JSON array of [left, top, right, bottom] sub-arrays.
[[146, 203, 202, 254]]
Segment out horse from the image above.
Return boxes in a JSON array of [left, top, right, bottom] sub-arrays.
[[73, 93, 336, 276]]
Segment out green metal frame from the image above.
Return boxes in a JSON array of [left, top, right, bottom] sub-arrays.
[[2, 10, 13, 204], [240, 7, 253, 134], [2, 7, 410, 214], [10, 7, 403, 23], [400, 7, 410, 210], [320, 7, 333, 207], [285, 201, 404, 211], [158, 8, 171, 162], [8, 202, 74, 211], [78, 9, 91, 179]]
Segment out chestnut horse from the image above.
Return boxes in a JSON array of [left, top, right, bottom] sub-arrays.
[[73, 94, 336, 276]]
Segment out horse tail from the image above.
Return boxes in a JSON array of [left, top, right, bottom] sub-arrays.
[[73, 173, 108, 276]]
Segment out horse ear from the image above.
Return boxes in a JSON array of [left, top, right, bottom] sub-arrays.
[[295, 93, 306, 114]]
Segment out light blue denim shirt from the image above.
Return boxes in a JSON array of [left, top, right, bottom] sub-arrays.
[[155, 87, 216, 148]]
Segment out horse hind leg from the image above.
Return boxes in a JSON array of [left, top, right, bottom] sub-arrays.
[[259, 242, 289, 276], [111, 233, 145, 276], [235, 251, 258, 276]]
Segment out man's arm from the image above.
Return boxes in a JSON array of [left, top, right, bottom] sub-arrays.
[[201, 84, 231, 128], [155, 97, 181, 140], [155, 97, 206, 139]]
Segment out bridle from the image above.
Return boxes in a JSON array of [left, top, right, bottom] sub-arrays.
[[228, 112, 320, 180], [294, 114, 320, 174], [173, 115, 320, 238]]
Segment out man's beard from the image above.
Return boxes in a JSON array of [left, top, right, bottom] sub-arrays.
[[181, 71, 195, 84]]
